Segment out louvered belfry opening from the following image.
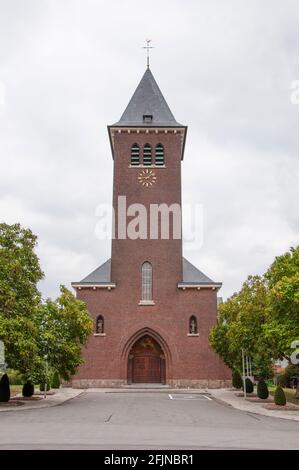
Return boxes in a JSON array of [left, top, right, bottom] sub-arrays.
[[155, 143, 164, 166], [131, 143, 140, 166], [143, 144, 152, 166]]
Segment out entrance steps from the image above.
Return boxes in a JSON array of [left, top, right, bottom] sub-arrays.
[[121, 383, 171, 389]]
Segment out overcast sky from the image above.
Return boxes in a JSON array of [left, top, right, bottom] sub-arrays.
[[0, 0, 298, 300]]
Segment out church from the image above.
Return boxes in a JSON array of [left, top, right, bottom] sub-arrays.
[[71, 64, 231, 388]]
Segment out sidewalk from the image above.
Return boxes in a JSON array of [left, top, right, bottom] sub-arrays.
[[0, 388, 83, 413], [209, 388, 299, 421]]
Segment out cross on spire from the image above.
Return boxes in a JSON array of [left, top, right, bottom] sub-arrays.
[[143, 39, 154, 68]]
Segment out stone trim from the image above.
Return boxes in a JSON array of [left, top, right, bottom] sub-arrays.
[[93, 333, 106, 337], [168, 379, 231, 389], [187, 333, 199, 337], [70, 379, 231, 389], [178, 283, 222, 290]]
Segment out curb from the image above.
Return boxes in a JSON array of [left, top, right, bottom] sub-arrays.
[[0, 390, 85, 413]]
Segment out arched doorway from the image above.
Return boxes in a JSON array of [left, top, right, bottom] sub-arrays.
[[127, 335, 166, 384]]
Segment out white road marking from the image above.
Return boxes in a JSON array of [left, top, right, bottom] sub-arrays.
[[203, 395, 212, 401], [168, 394, 212, 401]]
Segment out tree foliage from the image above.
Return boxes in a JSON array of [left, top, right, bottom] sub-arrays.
[[34, 286, 93, 382], [0, 223, 94, 384], [209, 247, 299, 380], [0, 223, 43, 377]]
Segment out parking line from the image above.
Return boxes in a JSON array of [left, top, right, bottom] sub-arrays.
[[203, 395, 212, 401], [168, 394, 173, 400]]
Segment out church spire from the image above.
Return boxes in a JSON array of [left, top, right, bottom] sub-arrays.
[[112, 68, 183, 127]]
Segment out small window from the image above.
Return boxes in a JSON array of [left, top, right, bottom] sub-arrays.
[[96, 315, 104, 334], [141, 262, 152, 301], [143, 114, 153, 124], [143, 144, 152, 166], [189, 316, 198, 335], [131, 143, 140, 166], [155, 144, 164, 166]]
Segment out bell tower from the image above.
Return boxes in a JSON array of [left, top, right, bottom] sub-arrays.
[[108, 68, 187, 305], [71, 62, 230, 389]]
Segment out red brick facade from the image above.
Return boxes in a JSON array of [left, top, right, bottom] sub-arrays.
[[71, 69, 231, 388]]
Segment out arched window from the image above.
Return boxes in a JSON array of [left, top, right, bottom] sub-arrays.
[[96, 315, 104, 334], [143, 144, 152, 166], [141, 262, 153, 301], [155, 144, 164, 166], [131, 143, 140, 166], [189, 316, 198, 335]]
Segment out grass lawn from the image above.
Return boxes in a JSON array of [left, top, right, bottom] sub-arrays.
[[268, 386, 299, 406]]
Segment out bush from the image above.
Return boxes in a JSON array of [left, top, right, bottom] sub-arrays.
[[40, 381, 51, 392], [51, 371, 60, 389], [22, 380, 34, 397], [274, 386, 286, 406], [232, 370, 243, 389], [0, 373, 10, 402], [257, 379, 269, 399], [244, 377, 254, 394]]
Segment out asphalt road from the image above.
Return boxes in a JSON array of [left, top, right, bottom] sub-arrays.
[[0, 390, 299, 449]]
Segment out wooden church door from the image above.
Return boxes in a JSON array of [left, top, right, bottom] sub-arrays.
[[128, 335, 165, 384]]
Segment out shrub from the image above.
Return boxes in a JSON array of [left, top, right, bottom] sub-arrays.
[[232, 370, 243, 389], [51, 371, 60, 389], [257, 379, 269, 399], [22, 380, 34, 397], [40, 381, 51, 392], [244, 377, 254, 394], [0, 373, 10, 402], [274, 386, 286, 406]]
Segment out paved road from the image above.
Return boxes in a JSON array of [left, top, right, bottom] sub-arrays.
[[0, 391, 299, 449]]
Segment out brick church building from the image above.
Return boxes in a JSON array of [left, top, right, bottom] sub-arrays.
[[71, 66, 231, 388]]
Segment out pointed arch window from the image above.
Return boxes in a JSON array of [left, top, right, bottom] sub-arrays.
[[96, 315, 104, 334], [189, 316, 198, 335], [141, 262, 153, 301], [155, 144, 164, 166], [143, 144, 152, 166], [131, 143, 140, 166]]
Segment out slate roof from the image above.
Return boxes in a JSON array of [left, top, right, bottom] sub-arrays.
[[182, 258, 219, 285], [111, 68, 183, 127], [72, 257, 220, 286], [72, 259, 111, 285]]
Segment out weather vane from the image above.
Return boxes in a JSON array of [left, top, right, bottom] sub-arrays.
[[143, 38, 154, 68]]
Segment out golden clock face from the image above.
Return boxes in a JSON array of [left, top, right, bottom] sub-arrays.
[[138, 169, 157, 187]]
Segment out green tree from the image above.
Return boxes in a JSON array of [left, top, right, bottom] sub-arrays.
[[210, 276, 272, 376], [264, 247, 299, 397], [0, 223, 43, 377], [34, 286, 93, 382], [263, 247, 299, 360]]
